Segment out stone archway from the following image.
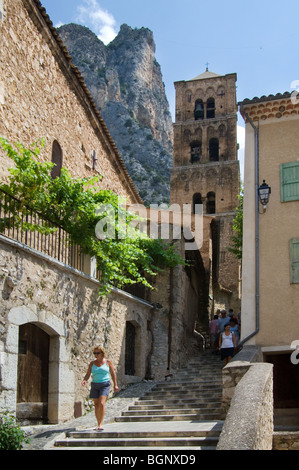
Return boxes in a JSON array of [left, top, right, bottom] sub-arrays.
[[3, 304, 75, 424]]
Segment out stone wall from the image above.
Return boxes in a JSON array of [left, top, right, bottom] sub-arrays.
[[221, 346, 262, 413], [149, 239, 206, 378], [0, 0, 140, 204], [0, 236, 153, 423], [170, 162, 240, 216], [0, 231, 204, 423], [173, 73, 238, 167], [218, 347, 273, 450], [170, 70, 241, 315], [273, 432, 299, 450]]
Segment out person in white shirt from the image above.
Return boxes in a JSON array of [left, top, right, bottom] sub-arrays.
[[219, 323, 237, 365]]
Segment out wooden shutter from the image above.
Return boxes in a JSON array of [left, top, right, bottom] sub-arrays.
[[290, 238, 299, 283], [281, 162, 299, 202]]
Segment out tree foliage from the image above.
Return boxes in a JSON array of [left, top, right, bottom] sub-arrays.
[[228, 191, 243, 260], [0, 138, 185, 295]]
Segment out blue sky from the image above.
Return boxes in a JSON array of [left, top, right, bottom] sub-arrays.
[[40, 0, 299, 174]]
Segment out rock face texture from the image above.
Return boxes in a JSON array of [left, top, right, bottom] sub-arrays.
[[58, 23, 174, 205]]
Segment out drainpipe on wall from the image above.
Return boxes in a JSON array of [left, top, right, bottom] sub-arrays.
[[239, 104, 260, 347]]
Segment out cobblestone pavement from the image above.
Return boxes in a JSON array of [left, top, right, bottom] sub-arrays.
[[21, 380, 158, 450]]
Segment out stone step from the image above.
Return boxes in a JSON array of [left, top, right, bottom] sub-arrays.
[[54, 436, 219, 448], [54, 420, 224, 449], [54, 445, 218, 450], [64, 427, 222, 439], [176, 369, 221, 375], [172, 377, 222, 383], [180, 364, 221, 368], [53, 352, 224, 450], [179, 363, 221, 368], [153, 383, 222, 391], [129, 401, 222, 410], [143, 388, 222, 400], [149, 382, 222, 389], [115, 412, 222, 422], [135, 398, 222, 406], [177, 369, 221, 380], [161, 370, 222, 380], [121, 407, 221, 417]]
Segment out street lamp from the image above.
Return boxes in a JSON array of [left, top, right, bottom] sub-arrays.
[[258, 180, 271, 211]]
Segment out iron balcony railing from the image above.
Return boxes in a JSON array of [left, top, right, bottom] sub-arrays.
[[0, 188, 86, 272]]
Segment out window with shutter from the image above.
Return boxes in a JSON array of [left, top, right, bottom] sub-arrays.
[[290, 238, 299, 283], [280, 162, 299, 202]]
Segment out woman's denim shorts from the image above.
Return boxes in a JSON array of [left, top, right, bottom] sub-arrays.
[[90, 381, 111, 399]]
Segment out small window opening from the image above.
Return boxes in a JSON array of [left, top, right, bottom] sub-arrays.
[[190, 141, 202, 163], [193, 193, 203, 214], [209, 138, 219, 161], [206, 191, 216, 214], [194, 99, 204, 120], [51, 140, 63, 179], [207, 98, 215, 118]]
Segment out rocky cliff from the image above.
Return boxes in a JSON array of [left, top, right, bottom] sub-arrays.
[[57, 23, 173, 206]]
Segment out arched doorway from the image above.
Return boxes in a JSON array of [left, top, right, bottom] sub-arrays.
[[206, 191, 216, 214], [17, 323, 50, 423], [207, 97, 215, 118], [209, 138, 219, 161], [125, 321, 136, 376], [190, 141, 202, 163], [194, 99, 204, 120], [193, 193, 203, 214], [4, 305, 73, 424]]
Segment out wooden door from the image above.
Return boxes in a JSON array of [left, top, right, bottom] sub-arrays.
[[267, 353, 299, 408], [17, 324, 49, 417]]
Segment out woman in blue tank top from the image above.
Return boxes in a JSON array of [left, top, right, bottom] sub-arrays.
[[82, 346, 119, 430]]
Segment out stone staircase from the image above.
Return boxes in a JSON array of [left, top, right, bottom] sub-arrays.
[[54, 352, 224, 450]]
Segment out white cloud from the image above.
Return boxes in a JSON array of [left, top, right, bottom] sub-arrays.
[[76, 0, 118, 44], [54, 21, 65, 29]]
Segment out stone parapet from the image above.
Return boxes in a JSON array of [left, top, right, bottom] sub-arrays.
[[217, 359, 273, 450]]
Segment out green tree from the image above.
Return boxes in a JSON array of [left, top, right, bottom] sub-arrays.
[[0, 137, 184, 295]]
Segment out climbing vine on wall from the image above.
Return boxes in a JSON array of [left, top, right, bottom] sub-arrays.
[[0, 137, 184, 295]]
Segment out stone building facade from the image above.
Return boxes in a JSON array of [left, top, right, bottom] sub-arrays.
[[0, 236, 154, 423], [170, 70, 241, 313], [0, 0, 208, 424], [0, 0, 141, 205], [239, 92, 299, 425]]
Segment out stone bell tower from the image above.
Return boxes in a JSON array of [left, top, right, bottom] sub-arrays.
[[170, 69, 240, 313]]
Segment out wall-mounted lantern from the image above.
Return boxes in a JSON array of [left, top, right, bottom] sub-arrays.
[[258, 180, 271, 212]]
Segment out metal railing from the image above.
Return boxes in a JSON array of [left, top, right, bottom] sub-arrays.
[[0, 189, 85, 272]]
